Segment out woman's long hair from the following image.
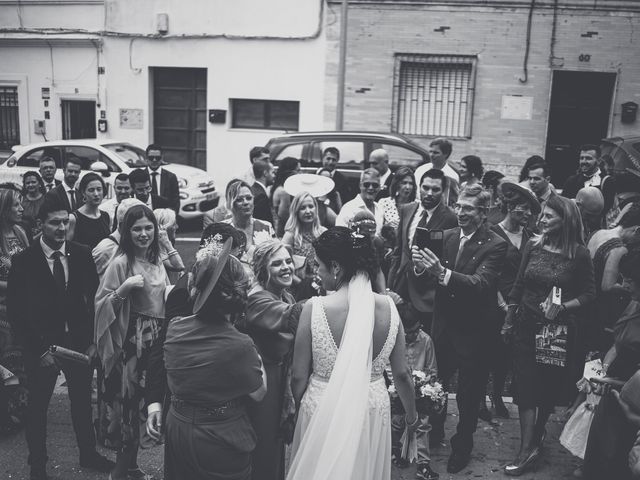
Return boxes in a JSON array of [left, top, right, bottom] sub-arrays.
[[533, 195, 584, 259], [270, 157, 299, 202], [117, 204, 160, 269], [389, 166, 416, 202], [284, 192, 323, 249], [0, 188, 25, 256], [252, 239, 294, 289]]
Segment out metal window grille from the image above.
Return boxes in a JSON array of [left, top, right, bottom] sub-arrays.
[[0, 86, 20, 150], [392, 54, 477, 138]]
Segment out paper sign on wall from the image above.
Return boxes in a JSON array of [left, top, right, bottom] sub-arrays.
[[119, 108, 143, 129], [501, 95, 533, 120]]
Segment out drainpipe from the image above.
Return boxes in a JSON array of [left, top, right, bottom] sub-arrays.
[[336, 0, 348, 130]]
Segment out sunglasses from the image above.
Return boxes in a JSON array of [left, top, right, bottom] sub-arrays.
[[362, 182, 380, 189]]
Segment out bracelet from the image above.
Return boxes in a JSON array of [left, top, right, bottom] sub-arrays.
[[498, 302, 507, 309], [113, 291, 126, 302], [167, 250, 179, 257], [405, 413, 420, 428]]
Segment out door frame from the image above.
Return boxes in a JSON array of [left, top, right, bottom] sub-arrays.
[[57, 93, 97, 139]]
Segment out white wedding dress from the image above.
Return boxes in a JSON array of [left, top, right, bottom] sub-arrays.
[[287, 274, 400, 480]]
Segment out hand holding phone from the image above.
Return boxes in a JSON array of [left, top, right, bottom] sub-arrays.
[[415, 228, 444, 259]]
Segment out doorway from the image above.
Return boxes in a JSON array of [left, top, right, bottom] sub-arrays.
[[545, 71, 616, 187], [152, 67, 207, 169], [61, 100, 96, 139]]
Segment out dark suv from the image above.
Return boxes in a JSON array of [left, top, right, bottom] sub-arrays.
[[265, 131, 430, 200]]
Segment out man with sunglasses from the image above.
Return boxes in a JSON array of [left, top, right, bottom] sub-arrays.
[[411, 183, 507, 474], [145, 144, 180, 214], [335, 168, 384, 235]]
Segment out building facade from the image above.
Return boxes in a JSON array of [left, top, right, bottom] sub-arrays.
[[0, 0, 327, 192], [324, 0, 640, 184]]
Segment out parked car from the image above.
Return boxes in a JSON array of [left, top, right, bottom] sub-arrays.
[[265, 131, 431, 200], [0, 140, 219, 220]]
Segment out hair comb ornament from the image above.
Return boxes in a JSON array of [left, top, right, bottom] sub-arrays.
[[351, 231, 367, 249], [196, 233, 225, 261]]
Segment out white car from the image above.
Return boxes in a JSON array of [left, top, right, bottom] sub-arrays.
[[0, 139, 219, 220]]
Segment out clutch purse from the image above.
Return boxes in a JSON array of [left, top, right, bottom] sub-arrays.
[[49, 345, 89, 364]]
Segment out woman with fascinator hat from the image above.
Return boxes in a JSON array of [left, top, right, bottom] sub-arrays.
[[162, 236, 267, 480]]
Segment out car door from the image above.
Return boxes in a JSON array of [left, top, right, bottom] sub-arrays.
[[0, 146, 64, 186], [368, 141, 428, 171], [309, 139, 366, 201]]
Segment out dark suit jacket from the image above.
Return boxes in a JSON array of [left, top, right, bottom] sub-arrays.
[[388, 201, 457, 312], [490, 224, 533, 299], [150, 193, 173, 211], [562, 172, 601, 199], [252, 182, 274, 225], [332, 171, 354, 204], [7, 240, 98, 361], [431, 224, 507, 357], [45, 183, 84, 212], [376, 172, 394, 201], [149, 168, 180, 214]]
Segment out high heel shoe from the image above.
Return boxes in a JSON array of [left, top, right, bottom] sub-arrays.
[[504, 447, 541, 476], [492, 394, 510, 418]]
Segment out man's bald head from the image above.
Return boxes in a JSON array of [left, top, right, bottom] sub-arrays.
[[576, 187, 604, 216], [369, 148, 390, 175]]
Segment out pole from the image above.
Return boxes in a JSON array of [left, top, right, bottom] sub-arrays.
[[336, 0, 348, 130]]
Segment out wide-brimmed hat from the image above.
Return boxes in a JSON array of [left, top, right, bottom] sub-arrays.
[[500, 180, 541, 215], [284, 173, 335, 198], [192, 236, 233, 315]]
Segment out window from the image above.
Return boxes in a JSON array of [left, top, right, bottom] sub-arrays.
[[0, 86, 20, 150], [370, 143, 426, 169], [231, 99, 299, 131], [63, 146, 115, 171], [310, 141, 365, 168], [16, 147, 63, 168], [274, 143, 304, 162], [392, 54, 477, 138]]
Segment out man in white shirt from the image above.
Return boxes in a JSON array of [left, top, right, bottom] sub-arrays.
[[336, 168, 384, 235], [369, 148, 393, 200], [44, 156, 82, 212], [414, 138, 460, 205]]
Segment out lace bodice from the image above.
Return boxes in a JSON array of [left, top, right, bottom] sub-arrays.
[[310, 295, 399, 380]]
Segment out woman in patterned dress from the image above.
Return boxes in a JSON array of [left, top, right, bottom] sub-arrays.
[[503, 195, 595, 475], [0, 186, 29, 433], [95, 204, 170, 480], [282, 192, 326, 299], [377, 167, 416, 229]]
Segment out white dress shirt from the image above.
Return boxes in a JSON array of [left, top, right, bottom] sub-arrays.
[[148, 167, 164, 195], [40, 237, 68, 284], [335, 194, 384, 235], [414, 162, 459, 188]]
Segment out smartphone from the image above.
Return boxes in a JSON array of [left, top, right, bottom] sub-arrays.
[[415, 228, 444, 259]]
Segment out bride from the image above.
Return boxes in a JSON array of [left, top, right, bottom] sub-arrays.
[[287, 227, 418, 480]]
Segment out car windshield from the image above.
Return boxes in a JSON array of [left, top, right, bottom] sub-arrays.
[[103, 143, 147, 167]]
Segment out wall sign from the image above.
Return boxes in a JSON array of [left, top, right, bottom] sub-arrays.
[[119, 108, 143, 129], [501, 95, 533, 120]]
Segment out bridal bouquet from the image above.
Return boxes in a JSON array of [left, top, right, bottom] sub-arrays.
[[388, 370, 447, 416]]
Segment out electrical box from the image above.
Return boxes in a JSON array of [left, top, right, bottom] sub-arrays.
[[209, 109, 227, 124], [622, 102, 638, 124], [98, 119, 108, 133], [34, 120, 46, 134], [157, 13, 169, 35]]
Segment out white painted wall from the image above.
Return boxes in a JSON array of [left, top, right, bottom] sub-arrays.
[[0, 0, 327, 199]]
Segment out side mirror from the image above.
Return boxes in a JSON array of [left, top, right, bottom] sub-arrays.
[[91, 161, 110, 177]]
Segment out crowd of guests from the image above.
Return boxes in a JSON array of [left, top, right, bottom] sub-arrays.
[[0, 138, 640, 480]]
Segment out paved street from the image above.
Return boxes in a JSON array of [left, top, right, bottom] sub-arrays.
[[0, 373, 579, 480]]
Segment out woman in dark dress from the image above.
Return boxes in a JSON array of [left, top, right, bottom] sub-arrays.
[[69, 172, 110, 249], [21, 171, 45, 239], [480, 181, 538, 421], [503, 195, 595, 476], [162, 237, 266, 480], [243, 240, 304, 480]]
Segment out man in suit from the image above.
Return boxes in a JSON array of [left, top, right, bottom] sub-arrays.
[[562, 144, 603, 199], [146, 144, 180, 214], [7, 197, 113, 480], [251, 159, 275, 225], [369, 148, 394, 201], [44, 156, 83, 212], [129, 168, 173, 211], [38, 156, 61, 192], [526, 161, 556, 208], [321, 146, 353, 203], [412, 183, 507, 473], [242, 146, 271, 185], [388, 169, 457, 333]]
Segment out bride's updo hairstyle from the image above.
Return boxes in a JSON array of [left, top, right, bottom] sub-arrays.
[[313, 226, 379, 284]]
